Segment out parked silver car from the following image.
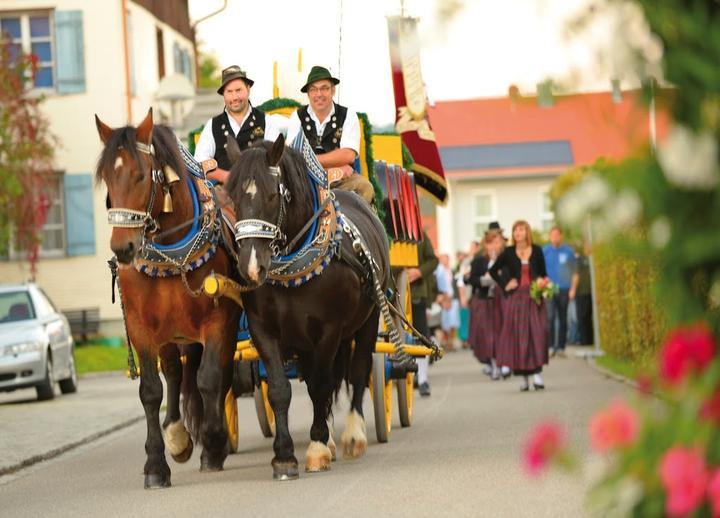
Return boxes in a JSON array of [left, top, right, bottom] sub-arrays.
[[0, 283, 78, 400]]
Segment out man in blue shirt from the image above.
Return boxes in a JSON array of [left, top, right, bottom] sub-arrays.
[[543, 226, 578, 357]]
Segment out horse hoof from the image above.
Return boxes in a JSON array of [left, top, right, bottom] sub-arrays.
[[144, 472, 171, 489], [200, 457, 224, 472], [272, 459, 299, 481], [171, 437, 194, 464], [305, 459, 331, 473], [342, 438, 367, 460]]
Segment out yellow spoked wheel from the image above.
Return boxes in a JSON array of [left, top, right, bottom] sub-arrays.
[[371, 352, 392, 443], [225, 389, 239, 453], [254, 380, 275, 438], [397, 372, 413, 427]]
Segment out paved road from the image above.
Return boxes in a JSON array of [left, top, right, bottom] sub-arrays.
[[0, 349, 626, 517]]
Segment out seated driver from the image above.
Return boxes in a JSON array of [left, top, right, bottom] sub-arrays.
[[286, 65, 374, 204]]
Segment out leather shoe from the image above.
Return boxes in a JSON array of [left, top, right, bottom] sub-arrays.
[[419, 382, 431, 397]]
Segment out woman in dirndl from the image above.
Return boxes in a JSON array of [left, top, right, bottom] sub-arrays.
[[467, 230, 506, 379], [489, 220, 549, 391]]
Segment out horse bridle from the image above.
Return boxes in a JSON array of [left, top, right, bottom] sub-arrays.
[[106, 142, 163, 234], [233, 164, 292, 256]]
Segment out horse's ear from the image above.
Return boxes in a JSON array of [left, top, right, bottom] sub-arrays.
[[136, 108, 153, 146], [267, 133, 285, 167], [226, 134, 242, 165], [95, 115, 113, 144]]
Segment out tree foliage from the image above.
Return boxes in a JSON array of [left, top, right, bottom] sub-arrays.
[[0, 37, 56, 275]]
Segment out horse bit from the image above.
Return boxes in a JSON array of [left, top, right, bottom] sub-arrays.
[[233, 164, 292, 256]]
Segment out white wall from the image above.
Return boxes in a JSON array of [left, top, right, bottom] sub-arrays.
[[0, 0, 195, 322], [438, 175, 557, 255]]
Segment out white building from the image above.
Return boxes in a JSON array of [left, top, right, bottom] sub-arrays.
[[0, 0, 196, 325], [427, 89, 669, 254]]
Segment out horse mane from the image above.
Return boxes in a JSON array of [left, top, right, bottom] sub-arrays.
[[226, 141, 314, 216], [95, 124, 185, 183]]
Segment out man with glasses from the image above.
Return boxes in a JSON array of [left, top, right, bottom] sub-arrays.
[[194, 65, 282, 184], [287, 65, 374, 203]]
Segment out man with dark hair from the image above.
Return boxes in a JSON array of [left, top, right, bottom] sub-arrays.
[[286, 65, 374, 203], [543, 226, 578, 357], [194, 65, 282, 184]]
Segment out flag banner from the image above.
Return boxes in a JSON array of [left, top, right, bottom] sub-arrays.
[[387, 15, 448, 204]]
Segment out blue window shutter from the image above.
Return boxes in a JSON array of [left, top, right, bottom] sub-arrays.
[[63, 174, 95, 256], [54, 11, 86, 94]]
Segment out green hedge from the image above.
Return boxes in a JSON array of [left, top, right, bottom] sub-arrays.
[[593, 243, 667, 365]]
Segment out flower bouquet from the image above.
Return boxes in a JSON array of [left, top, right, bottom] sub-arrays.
[[530, 277, 557, 305]]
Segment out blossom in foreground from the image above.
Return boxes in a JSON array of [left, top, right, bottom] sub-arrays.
[[523, 421, 567, 476], [659, 446, 708, 517], [659, 322, 716, 386], [589, 400, 640, 452]]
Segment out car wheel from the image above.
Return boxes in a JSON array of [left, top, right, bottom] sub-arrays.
[[59, 351, 78, 394], [36, 353, 55, 401]]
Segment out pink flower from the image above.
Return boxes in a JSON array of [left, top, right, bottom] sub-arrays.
[[659, 446, 708, 517], [659, 322, 716, 386], [522, 421, 566, 476], [537, 278, 548, 289], [701, 390, 720, 424], [589, 400, 640, 452], [708, 469, 720, 517]]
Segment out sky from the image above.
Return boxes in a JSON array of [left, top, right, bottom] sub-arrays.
[[189, 0, 631, 128]]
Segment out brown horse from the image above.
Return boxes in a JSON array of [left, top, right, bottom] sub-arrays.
[[94, 110, 241, 488]]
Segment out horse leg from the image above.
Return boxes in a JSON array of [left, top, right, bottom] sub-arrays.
[[305, 332, 344, 473], [196, 339, 232, 472], [254, 332, 297, 480], [160, 344, 193, 463], [138, 350, 171, 489], [342, 308, 379, 459]]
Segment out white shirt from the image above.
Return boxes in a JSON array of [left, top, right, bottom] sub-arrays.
[[193, 106, 282, 163], [286, 103, 360, 156]]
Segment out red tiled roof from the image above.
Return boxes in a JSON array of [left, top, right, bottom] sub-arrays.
[[428, 90, 672, 166]]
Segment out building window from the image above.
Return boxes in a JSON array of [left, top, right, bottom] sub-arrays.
[[1, 12, 55, 89], [472, 190, 496, 239], [540, 190, 554, 233], [40, 173, 66, 256]]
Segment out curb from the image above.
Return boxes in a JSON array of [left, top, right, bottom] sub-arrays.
[[0, 415, 143, 478], [78, 370, 127, 380], [582, 356, 639, 390]]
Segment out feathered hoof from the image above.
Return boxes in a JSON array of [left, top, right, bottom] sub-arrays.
[[272, 458, 299, 481], [144, 472, 171, 489], [200, 455, 224, 472], [171, 437, 193, 464], [305, 441, 332, 473], [328, 434, 337, 461], [342, 437, 367, 460]]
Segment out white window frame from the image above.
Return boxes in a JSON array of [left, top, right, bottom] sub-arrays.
[[471, 189, 497, 240], [0, 10, 56, 92], [539, 188, 555, 233]]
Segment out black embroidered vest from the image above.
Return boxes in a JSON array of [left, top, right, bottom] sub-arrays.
[[211, 107, 266, 170], [297, 103, 348, 154]]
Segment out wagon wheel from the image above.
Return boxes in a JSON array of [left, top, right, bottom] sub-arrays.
[[254, 380, 275, 438], [394, 270, 414, 427], [225, 389, 239, 453], [371, 352, 392, 443], [397, 372, 414, 427]]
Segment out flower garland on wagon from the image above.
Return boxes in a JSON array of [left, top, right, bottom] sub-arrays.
[[521, 1, 720, 516]]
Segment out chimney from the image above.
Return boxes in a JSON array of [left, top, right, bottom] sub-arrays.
[[536, 80, 554, 107]]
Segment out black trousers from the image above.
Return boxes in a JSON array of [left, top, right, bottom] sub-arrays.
[[547, 289, 570, 351], [575, 294, 594, 345], [411, 298, 429, 337]]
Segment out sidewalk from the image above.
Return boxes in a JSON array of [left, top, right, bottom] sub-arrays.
[[0, 372, 142, 476]]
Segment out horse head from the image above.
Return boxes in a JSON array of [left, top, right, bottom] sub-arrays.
[[226, 134, 287, 286], [95, 109, 159, 264]]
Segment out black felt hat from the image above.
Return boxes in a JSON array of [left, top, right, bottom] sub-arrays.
[[217, 65, 254, 95], [300, 65, 340, 93]]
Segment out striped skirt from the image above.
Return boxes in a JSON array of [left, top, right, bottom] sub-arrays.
[[496, 286, 548, 374], [469, 295, 502, 363]]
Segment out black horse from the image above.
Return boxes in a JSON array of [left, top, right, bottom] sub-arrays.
[[225, 134, 390, 479]]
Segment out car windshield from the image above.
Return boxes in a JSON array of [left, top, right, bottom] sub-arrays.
[[0, 291, 36, 323]]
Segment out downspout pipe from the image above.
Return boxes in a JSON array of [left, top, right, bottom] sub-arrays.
[[191, 0, 228, 88], [121, 0, 132, 123]]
